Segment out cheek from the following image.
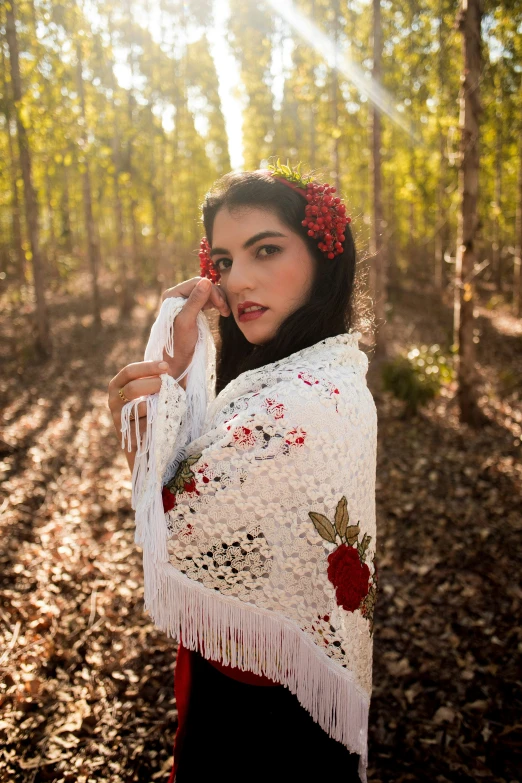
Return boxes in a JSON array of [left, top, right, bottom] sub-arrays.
[[271, 256, 312, 305]]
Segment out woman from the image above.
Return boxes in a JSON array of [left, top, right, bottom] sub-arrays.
[[108, 164, 378, 783]]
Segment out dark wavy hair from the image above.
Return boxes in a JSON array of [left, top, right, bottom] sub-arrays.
[[201, 169, 359, 395]]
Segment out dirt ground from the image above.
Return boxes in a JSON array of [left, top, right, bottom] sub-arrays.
[[1, 277, 521, 782]]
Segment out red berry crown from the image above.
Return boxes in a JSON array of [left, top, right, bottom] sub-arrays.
[[199, 160, 351, 282]]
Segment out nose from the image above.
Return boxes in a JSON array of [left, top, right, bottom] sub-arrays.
[[225, 256, 254, 295]]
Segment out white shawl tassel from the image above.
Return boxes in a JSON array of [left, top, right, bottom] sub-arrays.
[[120, 296, 215, 561]]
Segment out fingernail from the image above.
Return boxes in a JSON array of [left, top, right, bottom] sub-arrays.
[[158, 361, 169, 370], [198, 278, 211, 289]]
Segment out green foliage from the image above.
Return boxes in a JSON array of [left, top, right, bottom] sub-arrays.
[[382, 344, 455, 416], [0, 0, 521, 297]]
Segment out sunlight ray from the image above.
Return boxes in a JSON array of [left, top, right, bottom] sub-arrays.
[[264, 0, 417, 139]]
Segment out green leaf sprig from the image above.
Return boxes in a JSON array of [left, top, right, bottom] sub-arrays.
[[267, 158, 314, 189]]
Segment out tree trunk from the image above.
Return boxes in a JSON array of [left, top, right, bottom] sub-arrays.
[[45, 166, 56, 269], [514, 126, 522, 318], [454, 0, 485, 426], [107, 13, 134, 318], [331, 0, 341, 194], [76, 41, 102, 329], [369, 0, 388, 359], [5, 0, 51, 357], [60, 162, 73, 252], [493, 79, 503, 293], [1, 44, 26, 282], [435, 129, 445, 290], [434, 1, 446, 291]]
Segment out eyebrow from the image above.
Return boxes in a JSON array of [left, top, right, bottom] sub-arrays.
[[210, 231, 287, 257]]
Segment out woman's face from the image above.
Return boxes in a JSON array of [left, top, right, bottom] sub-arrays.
[[211, 206, 316, 345]]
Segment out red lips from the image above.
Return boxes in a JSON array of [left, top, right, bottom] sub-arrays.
[[237, 300, 267, 316]]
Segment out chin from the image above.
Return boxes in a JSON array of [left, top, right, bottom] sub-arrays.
[[237, 322, 275, 346]]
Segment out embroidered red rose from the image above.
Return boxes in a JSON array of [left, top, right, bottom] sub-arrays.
[[162, 453, 202, 513], [327, 544, 371, 612], [162, 486, 176, 512]]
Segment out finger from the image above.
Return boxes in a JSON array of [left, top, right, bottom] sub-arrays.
[[109, 360, 169, 402], [204, 284, 230, 317], [177, 278, 212, 322], [121, 376, 162, 404], [133, 400, 148, 420], [161, 278, 202, 303]]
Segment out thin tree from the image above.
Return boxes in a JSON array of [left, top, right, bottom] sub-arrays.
[[369, 0, 388, 359], [453, 0, 486, 425], [5, 0, 51, 357], [76, 38, 102, 329], [1, 43, 25, 283], [514, 123, 522, 318]]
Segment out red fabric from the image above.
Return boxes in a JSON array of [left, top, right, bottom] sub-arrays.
[[169, 640, 193, 783], [169, 640, 280, 781], [206, 655, 280, 686]]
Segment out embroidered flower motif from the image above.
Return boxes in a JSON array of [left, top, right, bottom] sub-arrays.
[[284, 427, 307, 447], [327, 545, 370, 612], [232, 426, 257, 448], [162, 486, 176, 512], [263, 397, 286, 420], [197, 463, 212, 484], [298, 371, 320, 386], [179, 523, 194, 539], [308, 495, 378, 634], [162, 453, 202, 512]]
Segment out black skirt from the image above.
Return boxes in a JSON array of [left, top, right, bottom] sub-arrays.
[[175, 651, 361, 782]]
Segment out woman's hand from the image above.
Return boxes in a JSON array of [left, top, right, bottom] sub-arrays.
[[160, 277, 230, 382], [108, 277, 230, 473], [108, 359, 169, 472]]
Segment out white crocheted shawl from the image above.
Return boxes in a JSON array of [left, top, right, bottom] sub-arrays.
[[121, 297, 378, 783]]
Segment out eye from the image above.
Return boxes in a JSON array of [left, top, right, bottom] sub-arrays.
[[257, 244, 281, 257], [214, 257, 232, 273]]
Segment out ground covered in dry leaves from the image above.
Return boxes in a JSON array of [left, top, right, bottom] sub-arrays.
[[1, 279, 521, 783]]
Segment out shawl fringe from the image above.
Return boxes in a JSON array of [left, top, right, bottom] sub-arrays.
[[142, 547, 369, 783]]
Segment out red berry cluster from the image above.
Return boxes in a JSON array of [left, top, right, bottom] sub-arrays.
[[300, 182, 351, 259], [199, 236, 220, 283]]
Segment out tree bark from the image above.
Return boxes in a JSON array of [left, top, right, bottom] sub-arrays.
[[493, 77, 503, 293], [5, 0, 51, 357], [434, 1, 446, 291], [514, 124, 522, 318], [60, 162, 73, 253], [331, 0, 341, 194], [107, 12, 134, 318], [76, 41, 102, 329], [369, 0, 388, 359], [454, 0, 485, 426], [1, 43, 25, 282]]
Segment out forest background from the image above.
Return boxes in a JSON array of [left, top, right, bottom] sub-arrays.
[[0, 0, 521, 782]]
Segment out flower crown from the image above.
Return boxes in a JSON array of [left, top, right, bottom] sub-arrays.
[[199, 160, 351, 283]]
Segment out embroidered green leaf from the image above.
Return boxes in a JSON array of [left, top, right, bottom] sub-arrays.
[[308, 512, 337, 544], [334, 496, 349, 539], [166, 453, 202, 493], [357, 533, 372, 562], [345, 524, 360, 545]]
